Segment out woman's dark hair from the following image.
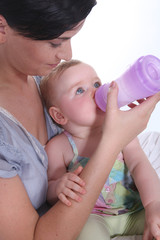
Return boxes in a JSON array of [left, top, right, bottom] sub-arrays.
[[0, 0, 97, 40]]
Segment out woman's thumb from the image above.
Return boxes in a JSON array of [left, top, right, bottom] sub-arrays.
[[106, 81, 119, 109]]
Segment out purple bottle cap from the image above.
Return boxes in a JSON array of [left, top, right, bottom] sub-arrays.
[[121, 55, 160, 101], [136, 55, 160, 93]]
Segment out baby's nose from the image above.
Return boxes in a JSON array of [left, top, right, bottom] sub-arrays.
[[90, 88, 96, 98]]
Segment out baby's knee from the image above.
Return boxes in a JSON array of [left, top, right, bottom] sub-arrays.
[[77, 214, 110, 240]]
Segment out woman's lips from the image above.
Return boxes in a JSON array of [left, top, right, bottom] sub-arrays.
[[48, 63, 60, 68]]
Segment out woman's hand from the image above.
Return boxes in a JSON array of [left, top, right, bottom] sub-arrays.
[[103, 81, 160, 150]]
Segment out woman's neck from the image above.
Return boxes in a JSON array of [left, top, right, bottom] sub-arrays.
[[0, 68, 28, 90], [0, 48, 29, 88]]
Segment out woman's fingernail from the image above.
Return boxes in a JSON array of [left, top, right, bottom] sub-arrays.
[[108, 81, 116, 92]]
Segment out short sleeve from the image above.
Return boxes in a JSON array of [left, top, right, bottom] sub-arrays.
[[0, 138, 22, 178], [0, 97, 49, 208]]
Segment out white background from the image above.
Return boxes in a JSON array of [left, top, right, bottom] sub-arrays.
[[72, 0, 160, 133]]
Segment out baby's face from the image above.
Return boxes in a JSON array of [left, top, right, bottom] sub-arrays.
[[55, 63, 105, 127]]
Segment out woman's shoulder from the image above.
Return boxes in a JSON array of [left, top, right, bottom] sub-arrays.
[[0, 110, 25, 178], [0, 107, 48, 208], [0, 108, 20, 141]]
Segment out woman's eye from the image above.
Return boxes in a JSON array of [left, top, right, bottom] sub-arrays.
[[76, 87, 84, 95], [50, 42, 61, 48], [94, 82, 101, 88]]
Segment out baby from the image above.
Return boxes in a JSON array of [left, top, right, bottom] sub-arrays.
[[40, 60, 160, 240]]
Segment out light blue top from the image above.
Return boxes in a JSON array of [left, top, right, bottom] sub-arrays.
[[0, 76, 61, 211]]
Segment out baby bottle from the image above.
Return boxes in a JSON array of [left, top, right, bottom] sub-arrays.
[[95, 55, 160, 111]]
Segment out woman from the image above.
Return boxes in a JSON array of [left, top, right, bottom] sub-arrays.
[[0, 1, 160, 239]]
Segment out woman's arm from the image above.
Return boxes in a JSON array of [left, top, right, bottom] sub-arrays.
[[0, 83, 160, 240]]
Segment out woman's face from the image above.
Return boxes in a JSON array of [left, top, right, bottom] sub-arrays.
[[3, 21, 84, 76]]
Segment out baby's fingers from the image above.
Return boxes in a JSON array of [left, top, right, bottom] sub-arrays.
[[66, 180, 86, 195], [58, 192, 72, 207], [59, 188, 82, 205], [143, 227, 152, 240], [69, 172, 85, 187], [151, 224, 160, 240]]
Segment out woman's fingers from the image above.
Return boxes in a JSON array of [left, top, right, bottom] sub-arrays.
[[103, 82, 160, 149], [138, 92, 160, 116]]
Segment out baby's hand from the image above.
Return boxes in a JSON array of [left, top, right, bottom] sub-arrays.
[[143, 201, 160, 240], [56, 166, 86, 206]]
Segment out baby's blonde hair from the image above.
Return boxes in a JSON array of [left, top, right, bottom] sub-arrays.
[[40, 59, 82, 110]]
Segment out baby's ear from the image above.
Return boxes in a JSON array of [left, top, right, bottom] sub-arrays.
[[0, 15, 8, 43], [49, 106, 68, 125]]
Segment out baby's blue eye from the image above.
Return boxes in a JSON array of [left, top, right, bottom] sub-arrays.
[[94, 82, 101, 88], [76, 87, 84, 95]]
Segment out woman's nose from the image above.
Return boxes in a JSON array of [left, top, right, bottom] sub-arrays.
[[56, 40, 72, 61]]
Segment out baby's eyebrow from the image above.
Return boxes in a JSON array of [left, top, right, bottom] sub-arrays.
[[69, 77, 101, 90], [68, 81, 83, 92], [93, 77, 101, 83]]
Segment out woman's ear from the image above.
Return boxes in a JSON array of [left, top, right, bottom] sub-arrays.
[[49, 106, 68, 125], [0, 15, 7, 43]]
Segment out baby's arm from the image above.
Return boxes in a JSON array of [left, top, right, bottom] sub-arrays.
[[123, 137, 160, 239], [45, 134, 86, 206]]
